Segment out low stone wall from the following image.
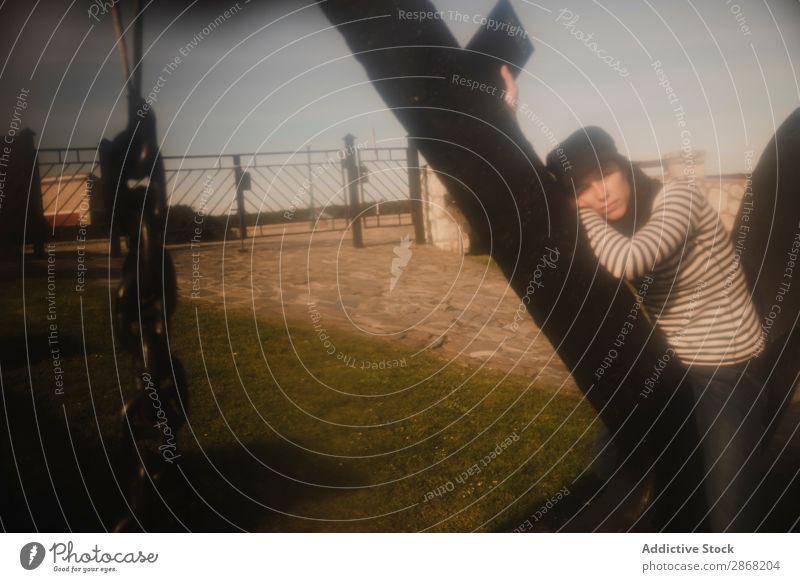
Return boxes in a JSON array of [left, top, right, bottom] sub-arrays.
[[655, 150, 748, 233], [697, 175, 748, 232]]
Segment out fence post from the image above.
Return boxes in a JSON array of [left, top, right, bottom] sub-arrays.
[[306, 145, 315, 219], [407, 136, 425, 244], [356, 146, 367, 229], [343, 134, 363, 248], [18, 128, 47, 257], [233, 154, 247, 243]]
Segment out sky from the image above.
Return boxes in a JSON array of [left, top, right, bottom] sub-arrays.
[[1, 0, 799, 174]]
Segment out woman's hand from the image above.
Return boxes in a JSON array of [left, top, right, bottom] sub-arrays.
[[499, 65, 518, 114]]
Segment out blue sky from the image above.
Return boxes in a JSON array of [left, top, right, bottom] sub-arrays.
[[1, 0, 798, 173]]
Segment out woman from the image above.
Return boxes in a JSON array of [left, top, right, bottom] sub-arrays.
[[500, 66, 767, 531]]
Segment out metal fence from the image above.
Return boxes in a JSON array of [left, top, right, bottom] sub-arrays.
[[36, 137, 416, 242]]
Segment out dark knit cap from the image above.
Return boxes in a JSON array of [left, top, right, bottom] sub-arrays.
[[546, 126, 621, 186]]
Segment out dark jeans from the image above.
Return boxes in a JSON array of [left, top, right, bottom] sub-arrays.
[[686, 360, 768, 531]]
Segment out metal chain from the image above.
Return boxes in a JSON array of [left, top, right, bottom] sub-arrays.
[[100, 97, 188, 532]]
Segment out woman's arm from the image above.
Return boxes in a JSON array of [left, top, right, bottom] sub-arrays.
[[579, 181, 701, 279]]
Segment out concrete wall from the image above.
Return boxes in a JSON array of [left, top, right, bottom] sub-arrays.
[[419, 166, 473, 254]]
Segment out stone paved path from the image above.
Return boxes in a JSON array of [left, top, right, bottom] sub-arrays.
[[170, 224, 579, 392]]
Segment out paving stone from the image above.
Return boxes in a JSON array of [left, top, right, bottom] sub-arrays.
[[56, 227, 579, 394]]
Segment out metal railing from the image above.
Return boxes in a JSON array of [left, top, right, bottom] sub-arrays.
[[35, 137, 416, 242]]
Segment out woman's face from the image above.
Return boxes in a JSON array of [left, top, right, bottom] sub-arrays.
[[574, 160, 631, 221]]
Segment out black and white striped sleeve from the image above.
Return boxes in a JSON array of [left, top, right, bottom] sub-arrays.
[[578, 183, 699, 280]]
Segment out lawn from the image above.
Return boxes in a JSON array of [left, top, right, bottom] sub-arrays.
[[0, 256, 601, 532]]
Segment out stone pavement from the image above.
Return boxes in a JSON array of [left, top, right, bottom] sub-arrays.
[[68, 222, 800, 453], [171, 224, 579, 392]]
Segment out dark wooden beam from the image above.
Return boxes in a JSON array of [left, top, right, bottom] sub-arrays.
[[736, 108, 800, 440], [321, 0, 706, 528]]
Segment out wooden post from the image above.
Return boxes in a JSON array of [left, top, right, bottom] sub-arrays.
[[321, 0, 705, 529]]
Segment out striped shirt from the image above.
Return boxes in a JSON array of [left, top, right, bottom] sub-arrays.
[[579, 179, 763, 366]]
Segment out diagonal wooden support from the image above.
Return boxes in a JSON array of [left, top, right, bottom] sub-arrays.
[[322, 0, 707, 528]]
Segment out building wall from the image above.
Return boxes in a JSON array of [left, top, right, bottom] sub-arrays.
[[419, 166, 473, 254]]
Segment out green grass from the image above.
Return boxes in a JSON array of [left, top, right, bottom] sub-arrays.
[[0, 258, 600, 532]]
